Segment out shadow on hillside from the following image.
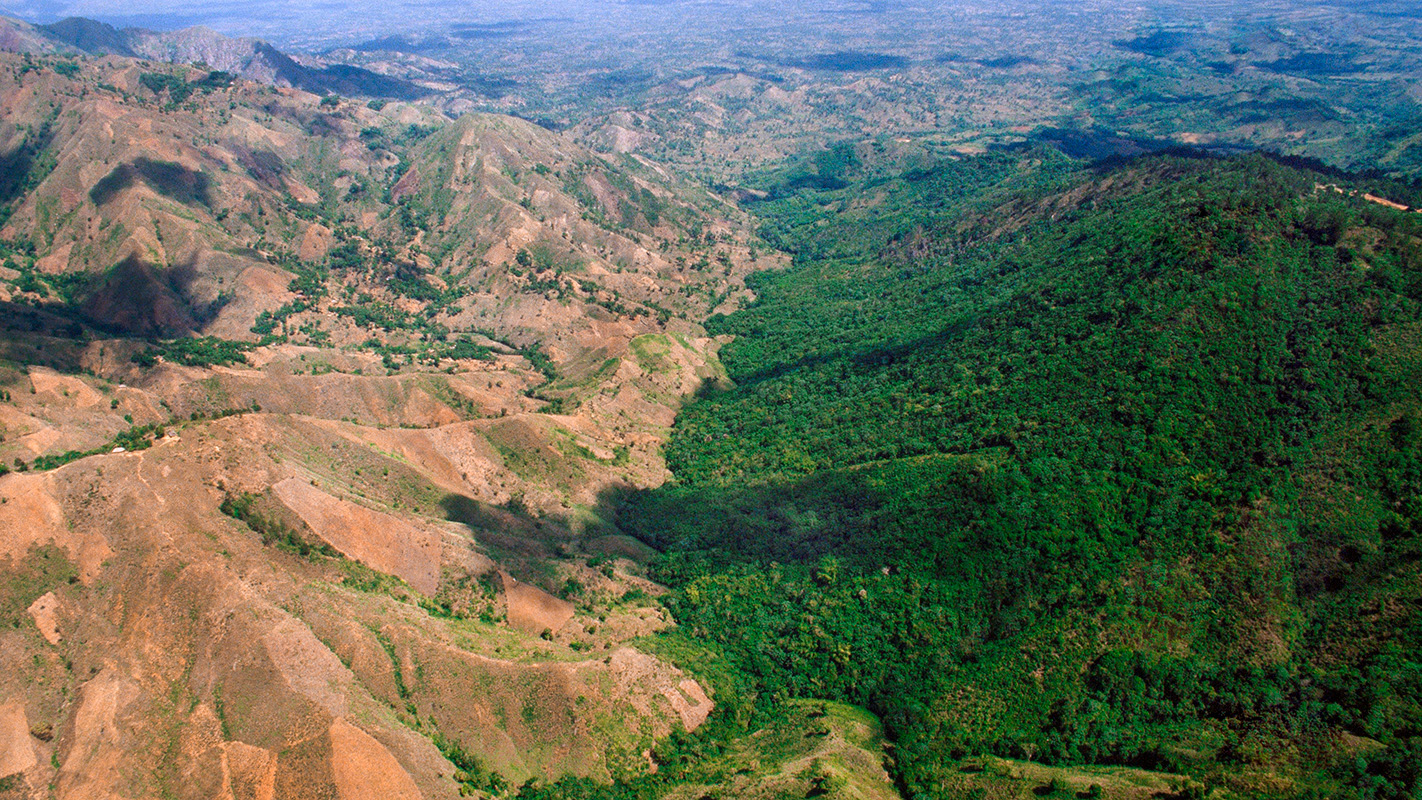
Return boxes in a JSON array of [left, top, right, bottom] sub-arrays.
[[0, 123, 57, 206], [586, 445, 1013, 574], [593, 477, 884, 565], [711, 316, 977, 394], [89, 157, 214, 208], [0, 257, 214, 367], [0, 299, 91, 373], [432, 437, 1002, 583], [0, 253, 234, 375], [78, 255, 219, 337], [440, 493, 584, 581]]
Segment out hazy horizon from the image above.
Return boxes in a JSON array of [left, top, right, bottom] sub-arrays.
[[0, 0, 1358, 51]]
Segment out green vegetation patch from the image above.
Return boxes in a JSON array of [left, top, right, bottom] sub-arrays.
[[0, 544, 76, 628], [220, 492, 339, 561], [131, 336, 252, 368], [628, 335, 674, 374], [17, 421, 169, 472], [618, 150, 1422, 798]]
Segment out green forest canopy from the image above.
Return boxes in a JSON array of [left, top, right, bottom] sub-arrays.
[[609, 148, 1422, 800]]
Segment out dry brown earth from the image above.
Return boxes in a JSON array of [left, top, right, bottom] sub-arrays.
[[0, 49, 768, 798]]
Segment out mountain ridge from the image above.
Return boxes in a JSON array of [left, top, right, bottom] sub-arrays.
[[0, 14, 431, 99]]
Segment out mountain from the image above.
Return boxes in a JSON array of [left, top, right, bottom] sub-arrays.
[[0, 49, 812, 800], [621, 144, 1422, 799], [36, 18, 130, 56], [4, 28, 1422, 800], [0, 16, 59, 54], [4, 15, 431, 99]]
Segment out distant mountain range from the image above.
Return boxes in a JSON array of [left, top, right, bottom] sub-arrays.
[[0, 14, 431, 99]]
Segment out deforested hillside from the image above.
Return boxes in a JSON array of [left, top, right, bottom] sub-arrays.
[[0, 50, 765, 342], [0, 49, 789, 800], [618, 148, 1422, 799], [0, 48, 774, 506]]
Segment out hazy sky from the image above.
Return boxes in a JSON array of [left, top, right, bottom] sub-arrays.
[[0, 0, 958, 51], [0, 0, 592, 40], [2, 0, 1391, 58]]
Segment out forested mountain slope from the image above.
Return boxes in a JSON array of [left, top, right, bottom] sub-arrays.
[[617, 149, 1422, 799]]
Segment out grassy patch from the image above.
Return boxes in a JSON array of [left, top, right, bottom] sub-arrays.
[[629, 334, 674, 374], [219, 492, 339, 561], [0, 543, 75, 628]]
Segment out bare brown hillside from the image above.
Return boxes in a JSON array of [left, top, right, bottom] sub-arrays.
[[0, 49, 781, 799]]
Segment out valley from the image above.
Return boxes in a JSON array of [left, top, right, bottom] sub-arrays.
[[0, 2, 1420, 799]]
